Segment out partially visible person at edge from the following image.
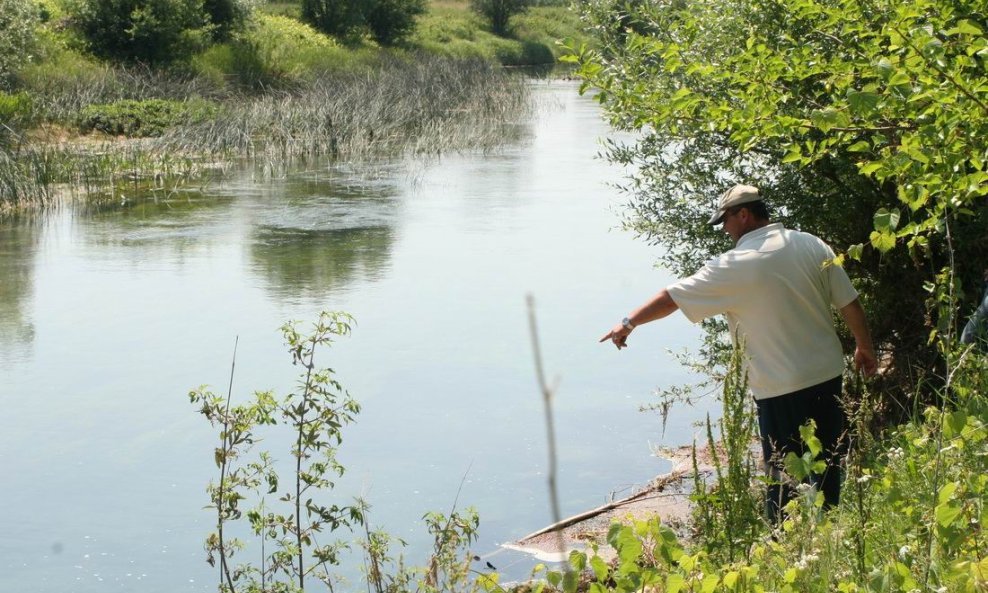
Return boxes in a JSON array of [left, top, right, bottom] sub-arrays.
[[961, 268, 988, 347], [600, 184, 878, 524]]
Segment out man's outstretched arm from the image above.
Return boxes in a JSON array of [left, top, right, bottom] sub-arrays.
[[839, 297, 877, 375], [599, 288, 680, 350]]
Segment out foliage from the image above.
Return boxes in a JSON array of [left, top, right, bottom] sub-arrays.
[[189, 313, 510, 593], [0, 92, 34, 143], [74, 0, 212, 64], [77, 98, 218, 137], [203, 0, 252, 41], [190, 311, 364, 592], [301, 0, 372, 41], [566, 0, 988, 400], [0, 0, 40, 90], [543, 347, 988, 593], [470, 0, 529, 36], [689, 344, 762, 563], [365, 0, 427, 46]]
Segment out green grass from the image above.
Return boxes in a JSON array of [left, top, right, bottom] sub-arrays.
[[410, 0, 589, 65]]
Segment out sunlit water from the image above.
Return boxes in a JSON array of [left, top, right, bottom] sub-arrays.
[[0, 81, 714, 592]]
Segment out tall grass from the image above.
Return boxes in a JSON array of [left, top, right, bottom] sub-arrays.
[[156, 54, 529, 160], [1, 54, 529, 212]]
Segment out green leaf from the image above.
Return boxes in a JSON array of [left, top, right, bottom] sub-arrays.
[[848, 243, 865, 261], [935, 502, 962, 527], [874, 208, 901, 231], [938, 481, 958, 504], [847, 90, 880, 115], [810, 108, 849, 133], [701, 573, 720, 593], [590, 555, 609, 582], [665, 573, 685, 593], [562, 569, 579, 593], [870, 230, 896, 253], [848, 140, 872, 152], [946, 20, 983, 36], [799, 422, 823, 457], [859, 161, 882, 176]]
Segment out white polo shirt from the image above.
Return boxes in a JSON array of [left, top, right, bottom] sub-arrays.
[[667, 223, 858, 399]]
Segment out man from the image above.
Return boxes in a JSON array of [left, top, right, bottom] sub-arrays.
[[600, 184, 877, 522]]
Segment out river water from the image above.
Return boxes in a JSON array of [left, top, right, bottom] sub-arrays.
[[0, 81, 711, 592]]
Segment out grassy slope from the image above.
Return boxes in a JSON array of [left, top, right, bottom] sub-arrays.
[[258, 0, 589, 66]]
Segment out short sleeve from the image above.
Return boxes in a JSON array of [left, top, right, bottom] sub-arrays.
[[826, 259, 858, 309], [667, 259, 739, 323]]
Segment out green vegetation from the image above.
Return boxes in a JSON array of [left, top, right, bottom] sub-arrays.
[[0, 0, 40, 89], [538, 346, 988, 593], [190, 312, 496, 593], [0, 0, 588, 212], [77, 98, 218, 137], [530, 0, 988, 590], [470, 0, 529, 37], [76, 0, 212, 64], [566, 0, 988, 405]]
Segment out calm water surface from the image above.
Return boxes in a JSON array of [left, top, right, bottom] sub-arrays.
[[0, 81, 712, 592]]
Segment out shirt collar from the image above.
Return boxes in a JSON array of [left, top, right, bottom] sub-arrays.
[[736, 222, 783, 249]]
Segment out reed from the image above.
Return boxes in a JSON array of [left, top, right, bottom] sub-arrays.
[[156, 54, 530, 160], [1, 54, 529, 212]]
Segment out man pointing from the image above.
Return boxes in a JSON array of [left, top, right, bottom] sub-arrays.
[[600, 184, 877, 522]]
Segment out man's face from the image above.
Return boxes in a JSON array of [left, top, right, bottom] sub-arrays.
[[721, 207, 746, 244]]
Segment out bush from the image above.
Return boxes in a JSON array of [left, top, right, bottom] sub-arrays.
[[0, 0, 41, 89], [0, 91, 34, 145], [77, 98, 217, 137], [75, 0, 211, 64], [366, 0, 426, 46], [470, 0, 529, 36], [194, 14, 355, 87], [301, 0, 371, 40], [202, 0, 251, 40]]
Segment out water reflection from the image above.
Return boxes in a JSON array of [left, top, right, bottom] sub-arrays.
[[77, 193, 237, 247], [245, 164, 402, 301], [0, 212, 42, 360], [250, 224, 393, 300]]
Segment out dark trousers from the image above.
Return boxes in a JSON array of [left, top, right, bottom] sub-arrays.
[[755, 376, 846, 524]]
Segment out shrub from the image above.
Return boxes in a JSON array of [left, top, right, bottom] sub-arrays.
[[77, 98, 217, 137], [202, 0, 251, 40], [470, 0, 529, 36], [0, 91, 34, 145], [301, 0, 371, 41], [74, 0, 211, 64], [366, 0, 426, 46], [194, 14, 348, 87], [0, 0, 40, 89]]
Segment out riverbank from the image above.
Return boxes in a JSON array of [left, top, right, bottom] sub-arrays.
[[1, 0, 586, 213]]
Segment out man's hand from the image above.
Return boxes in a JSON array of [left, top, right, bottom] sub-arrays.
[[599, 324, 632, 350], [854, 346, 878, 376]]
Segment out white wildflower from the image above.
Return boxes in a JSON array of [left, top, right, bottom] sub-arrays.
[[898, 545, 910, 559], [856, 474, 874, 484], [888, 447, 905, 461]]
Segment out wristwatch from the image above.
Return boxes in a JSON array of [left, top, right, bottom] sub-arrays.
[[621, 317, 635, 330]]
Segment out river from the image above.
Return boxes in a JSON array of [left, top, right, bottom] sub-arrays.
[[0, 80, 711, 592]]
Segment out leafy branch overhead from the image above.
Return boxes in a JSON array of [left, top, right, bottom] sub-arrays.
[[567, 0, 986, 259]]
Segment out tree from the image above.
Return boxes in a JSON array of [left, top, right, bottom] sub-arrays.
[[76, 0, 211, 64], [301, 0, 371, 41], [366, 0, 426, 46], [471, 0, 529, 37], [0, 0, 39, 89], [568, 0, 988, 400]]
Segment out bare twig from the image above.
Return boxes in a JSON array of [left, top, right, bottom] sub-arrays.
[[525, 294, 569, 568]]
